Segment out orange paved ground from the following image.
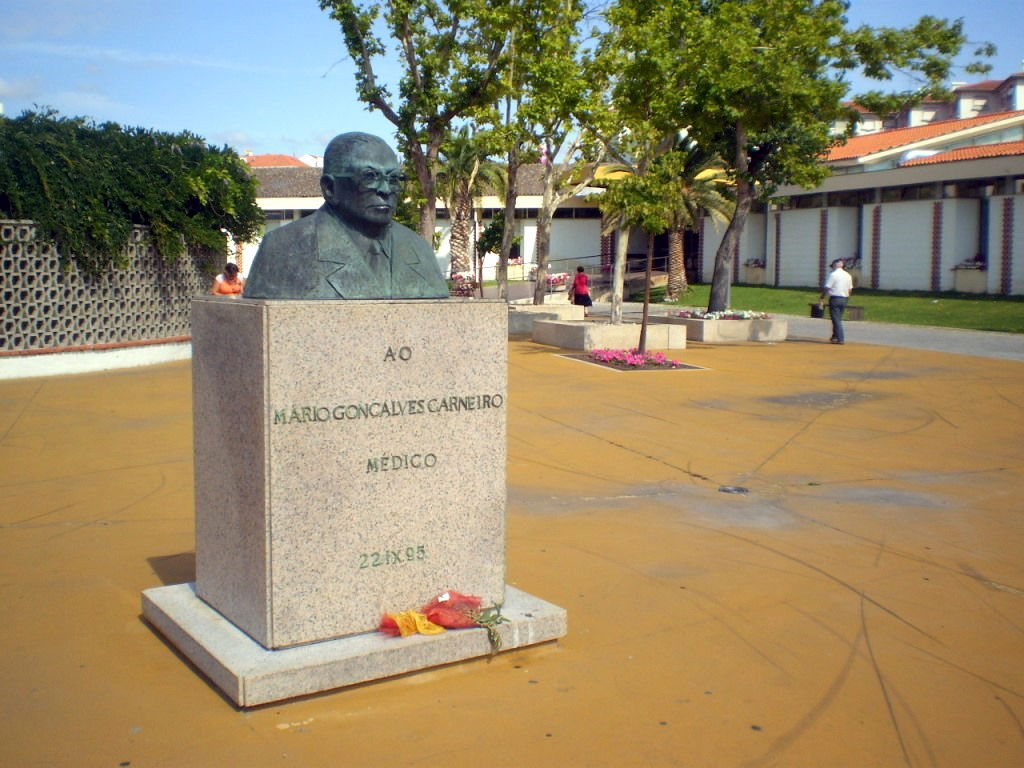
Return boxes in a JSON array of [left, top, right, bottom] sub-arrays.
[[1, 337, 1022, 767]]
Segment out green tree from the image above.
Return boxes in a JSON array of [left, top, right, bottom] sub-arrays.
[[585, 37, 678, 325], [602, 0, 990, 311], [435, 126, 506, 274], [597, 142, 677, 350], [479, 0, 602, 302], [319, 0, 512, 240], [0, 109, 262, 275]]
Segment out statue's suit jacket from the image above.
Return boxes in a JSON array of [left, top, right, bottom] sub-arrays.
[[243, 206, 448, 299]]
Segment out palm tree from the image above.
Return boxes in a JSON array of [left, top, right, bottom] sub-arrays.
[[435, 128, 507, 275], [657, 140, 733, 301]]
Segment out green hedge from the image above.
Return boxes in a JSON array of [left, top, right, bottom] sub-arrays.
[[0, 109, 263, 275]]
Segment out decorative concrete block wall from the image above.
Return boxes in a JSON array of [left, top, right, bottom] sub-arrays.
[[0, 220, 211, 353]]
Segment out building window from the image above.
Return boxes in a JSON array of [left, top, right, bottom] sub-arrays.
[[955, 179, 997, 198], [783, 194, 824, 209], [880, 184, 938, 203], [827, 190, 875, 207], [553, 207, 603, 219]]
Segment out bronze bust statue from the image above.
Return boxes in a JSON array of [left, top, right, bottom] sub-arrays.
[[243, 133, 448, 300]]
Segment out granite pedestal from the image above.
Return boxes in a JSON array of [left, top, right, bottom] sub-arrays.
[[143, 297, 565, 705]]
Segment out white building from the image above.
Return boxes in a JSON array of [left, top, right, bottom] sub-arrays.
[[240, 158, 610, 281], [698, 109, 1024, 295], [833, 73, 1024, 136]]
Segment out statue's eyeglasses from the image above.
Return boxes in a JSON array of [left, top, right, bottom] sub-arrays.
[[331, 169, 407, 191]]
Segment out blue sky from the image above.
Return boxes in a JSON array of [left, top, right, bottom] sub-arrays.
[[1, 0, 1021, 158]]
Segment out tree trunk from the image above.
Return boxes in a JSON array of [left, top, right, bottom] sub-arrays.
[[413, 142, 440, 243], [610, 217, 629, 324], [532, 207, 554, 305], [498, 146, 520, 302], [708, 180, 752, 312], [449, 187, 472, 274], [667, 226, 688, 300], [532, 166, 557, 305], [708, 121, 751, 313], [639, 232, 654, 353]]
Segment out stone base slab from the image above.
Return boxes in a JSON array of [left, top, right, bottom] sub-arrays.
[[531, 320, 686, 350], [650, 316, 787, 343], [142, 583, 566, 708], [508, 304, 584, 334]]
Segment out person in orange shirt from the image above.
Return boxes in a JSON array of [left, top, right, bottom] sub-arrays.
[[211, 262, 244, 297]]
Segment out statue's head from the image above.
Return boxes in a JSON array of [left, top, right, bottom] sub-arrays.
[[321, 133, 404, 232]]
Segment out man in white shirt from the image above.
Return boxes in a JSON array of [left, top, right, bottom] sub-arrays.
[[821, 258, 854, 344]]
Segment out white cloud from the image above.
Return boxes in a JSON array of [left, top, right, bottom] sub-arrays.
[[0, 76, 42, 101], [209, 130, 257, 152], [1, 0, 127, 41], [6, 40, 315, 76]]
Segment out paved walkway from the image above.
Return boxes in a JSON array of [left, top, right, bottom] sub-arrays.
[[1, 327, 1023, 766], [592, 301, 1024, 361]]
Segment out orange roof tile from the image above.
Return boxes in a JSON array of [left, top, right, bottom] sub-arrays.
[[900, 140, 1024, 167], [842, 101, 872, 114], [955, 79, 1003, 92], [828, 110, 1024, 161], [243, 154, 307, 168]]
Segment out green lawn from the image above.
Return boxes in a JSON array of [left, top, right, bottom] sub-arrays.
[[665, 284, 1024, 334]]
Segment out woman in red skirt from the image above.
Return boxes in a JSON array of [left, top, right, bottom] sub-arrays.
[[570, 265, 592, 316]]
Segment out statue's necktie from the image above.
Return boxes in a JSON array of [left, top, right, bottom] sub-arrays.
[[367, 239, 388, 282]]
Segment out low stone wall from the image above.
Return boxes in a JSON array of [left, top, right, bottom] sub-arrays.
[[0, 220, 211, 354], [532, 319, 686, 350], [508, 304, 584, 334]]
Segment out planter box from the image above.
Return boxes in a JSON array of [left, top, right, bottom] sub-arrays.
[[532, 320, 686, 351], [651, 315, 787, 343], [953, 268, 987, 294], [744, 266, 767, 285], [508, 303, 584, 334]]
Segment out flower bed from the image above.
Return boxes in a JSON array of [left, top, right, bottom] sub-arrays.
[[591, 348, 681, 368], [562, 347, 701, 372], [449, 272, 478, 297], [675, 309, 771, 320], [545, 272, 569, 289], [650, 309, 787, 343]]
